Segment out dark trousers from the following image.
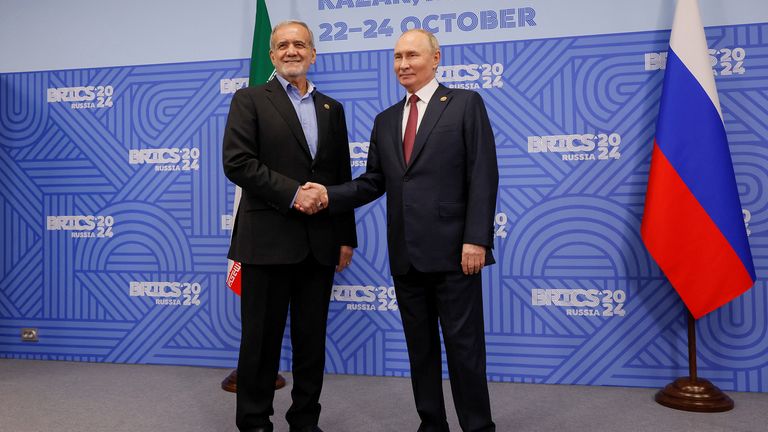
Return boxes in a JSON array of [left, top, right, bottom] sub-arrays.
[[394, 267, 495, 432], [236, 256, 335, 432]]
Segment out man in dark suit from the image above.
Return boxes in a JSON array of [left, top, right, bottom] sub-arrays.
[[300, 29, 497, 432], [222, 20, 356, 432]]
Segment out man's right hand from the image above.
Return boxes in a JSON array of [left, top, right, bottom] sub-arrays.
[[294, 182, 328, 214]]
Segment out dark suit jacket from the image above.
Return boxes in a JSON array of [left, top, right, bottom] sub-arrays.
[[223, 78, 357, 266], [328, 84, 498, 275]]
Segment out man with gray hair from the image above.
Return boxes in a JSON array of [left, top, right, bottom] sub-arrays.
[[300, 28, 497, 431], [223, 20, 357, 432]]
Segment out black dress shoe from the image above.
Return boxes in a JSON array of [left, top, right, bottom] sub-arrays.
[[288, 426, 323, 432], [251, 427, 273, 432]]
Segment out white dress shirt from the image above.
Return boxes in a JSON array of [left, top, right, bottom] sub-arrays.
[[401, 78, 440, 140]]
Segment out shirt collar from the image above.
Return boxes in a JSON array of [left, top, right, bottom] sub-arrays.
[[406, 78, 439, 105], [275, 74, 315, 98]]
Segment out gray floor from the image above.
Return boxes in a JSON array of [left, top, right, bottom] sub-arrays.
[[0, 359, 766, 432]]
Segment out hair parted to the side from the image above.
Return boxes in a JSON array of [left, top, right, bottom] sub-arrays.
[[270, 20, 315, 50], [400, 28, 440, 54]]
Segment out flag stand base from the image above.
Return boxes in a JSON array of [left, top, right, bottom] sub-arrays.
[[654, 310, 734, 412], [655, 377, 733, 412], [221, 369, 287, 393]]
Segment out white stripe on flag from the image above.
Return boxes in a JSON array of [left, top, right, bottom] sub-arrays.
[[669, 0, 723, 120]]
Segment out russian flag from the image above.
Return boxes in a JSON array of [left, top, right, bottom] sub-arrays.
[[641, 0, 756, 319]]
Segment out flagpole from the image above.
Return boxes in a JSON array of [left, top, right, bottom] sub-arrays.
[[687, 310, 697, 382], [654, 309, 733, 412]]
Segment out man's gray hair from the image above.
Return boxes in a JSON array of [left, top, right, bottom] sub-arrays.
[[270, 20, 315, 50], [401, 29, 440, 53]]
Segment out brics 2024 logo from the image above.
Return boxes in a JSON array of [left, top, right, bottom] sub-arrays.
[[349, 142, 369, 167], [331, 285, 398, 312], [129, 282, 203, 307], [221, 214, 234, 231], [220, 78, 248, 94], [743, 209, 753, 237], [46, 215, 115, 239], [129, 148, 200, 172], [645, 47, 747, 76], [531, 288, 627, 317], [437, 63, 504, 90], [528, 133, 622, 162], [47, 85, 115, 109]]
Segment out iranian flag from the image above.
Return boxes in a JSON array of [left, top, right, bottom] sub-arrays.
[[226, 0, 275, 295]]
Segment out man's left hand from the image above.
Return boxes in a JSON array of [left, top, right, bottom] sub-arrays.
[[337, 246, 354, 272], [461, 243, 486, 275]]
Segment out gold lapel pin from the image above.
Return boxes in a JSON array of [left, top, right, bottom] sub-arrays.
[[440, 96, 448, 102], [323, 103, 330, 110]]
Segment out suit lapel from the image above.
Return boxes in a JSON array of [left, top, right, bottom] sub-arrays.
[[264, 78, 312, 160], [407, 85, 452, 171], [392, 98, 407, 171], [312, 92, 330, 167]]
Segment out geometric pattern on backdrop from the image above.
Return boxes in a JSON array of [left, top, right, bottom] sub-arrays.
[[1, 23, 766, 391]]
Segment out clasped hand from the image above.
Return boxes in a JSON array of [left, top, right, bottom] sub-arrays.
[[294, 182, 328, 215]]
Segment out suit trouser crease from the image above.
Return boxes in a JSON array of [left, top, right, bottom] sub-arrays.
[[394, 268, 495, 432], [236, 258, 334, 431]]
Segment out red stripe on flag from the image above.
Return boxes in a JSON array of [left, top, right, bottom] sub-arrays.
[[641, 141, 753, 319], [226, 260, 242, 296]]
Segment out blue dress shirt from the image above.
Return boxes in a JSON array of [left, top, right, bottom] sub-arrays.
[[275, 74, 318, 158], [275, 75, 319, 208]]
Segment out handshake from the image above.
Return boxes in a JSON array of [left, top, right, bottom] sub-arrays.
[[294, 182, 329, 215]]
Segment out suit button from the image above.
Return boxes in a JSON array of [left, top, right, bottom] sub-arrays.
[[403, 176, 410, 182]]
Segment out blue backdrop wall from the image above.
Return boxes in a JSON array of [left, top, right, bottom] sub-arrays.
[[1, 0, 767, 392]]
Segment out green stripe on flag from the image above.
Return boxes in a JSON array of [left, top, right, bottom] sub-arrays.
[[250, 0, 274, 86]]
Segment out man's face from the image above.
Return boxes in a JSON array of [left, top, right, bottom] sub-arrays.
[[270, 24, 316, 80], [394, 32, 440, 93]]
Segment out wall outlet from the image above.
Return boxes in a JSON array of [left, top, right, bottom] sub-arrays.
[[21, 328, 38, 342]]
